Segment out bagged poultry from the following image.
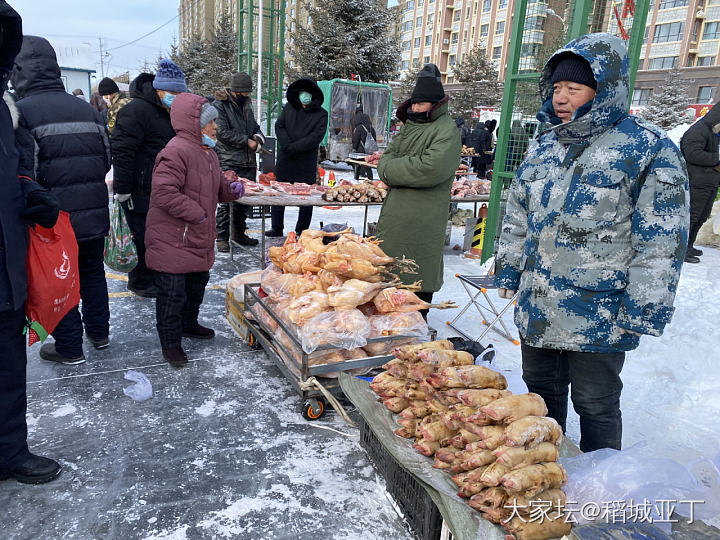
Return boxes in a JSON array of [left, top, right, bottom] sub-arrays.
[[368, 311, 429, 338], [287, 291, 331, 326], [372, 287, 457, 313], [300, 309, 371, 353], [479, 393, 549, 425], [326, 279, 389, 310], [288, 272, 323, 297], [363, 338, 417, 357], [260, 264, 298, 300]]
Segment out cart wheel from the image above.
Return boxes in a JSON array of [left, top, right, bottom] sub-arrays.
[[247, 332, 261, 350], [302, 398, 326, 421]]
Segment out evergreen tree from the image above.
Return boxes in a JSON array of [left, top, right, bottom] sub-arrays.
[[288, 0, 400, 82], [137, 58, 155, 75], [641, 67, 691, 130], [448, 45, 502, 122], [393, 68, 421, 110]]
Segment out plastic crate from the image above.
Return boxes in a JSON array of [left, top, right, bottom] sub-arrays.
[[250, 206, 271, 219], [359, 417, 443, 540]]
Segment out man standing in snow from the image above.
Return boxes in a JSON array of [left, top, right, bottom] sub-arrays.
[[495, 33, 689, 452], [679, 103, 720, 263]]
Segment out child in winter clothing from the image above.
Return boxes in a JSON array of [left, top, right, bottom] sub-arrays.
[[145, 93, 244, 367]]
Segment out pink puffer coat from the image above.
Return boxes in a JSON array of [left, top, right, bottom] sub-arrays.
[[145, 93, 236, 274]]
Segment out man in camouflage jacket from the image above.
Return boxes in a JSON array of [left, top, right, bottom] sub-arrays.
[[494, 33, 689, 452]]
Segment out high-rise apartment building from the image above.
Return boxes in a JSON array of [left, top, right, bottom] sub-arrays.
[[632, 0, 720, 106], [178, 0, 238, 44]]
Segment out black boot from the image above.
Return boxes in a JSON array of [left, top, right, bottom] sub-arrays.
[[182, 323, 215, 340], [0, 454, 62, 484], [235, 233, 259, 246], [684, 254, 700, 264], [687, 246, 703, 257], [162, 346, 188, 367], [265, 229, 283, 237]]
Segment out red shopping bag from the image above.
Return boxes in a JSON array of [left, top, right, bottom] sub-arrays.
[[25, 211, 81, 345]]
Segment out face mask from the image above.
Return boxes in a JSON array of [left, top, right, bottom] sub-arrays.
[[299, 91, 312, 105], [202, 133, 217, 148], [103, 97, 111, 106], [406, 109, 430, 123], [161, 92, 176, 108]]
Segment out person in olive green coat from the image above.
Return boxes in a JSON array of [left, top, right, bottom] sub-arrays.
[[376, 64, 461, 311]]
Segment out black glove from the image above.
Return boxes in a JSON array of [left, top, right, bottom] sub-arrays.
[[22, 189, 60, 229]]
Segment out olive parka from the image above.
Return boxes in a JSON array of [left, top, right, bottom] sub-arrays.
[[376, 96, 461, 292]]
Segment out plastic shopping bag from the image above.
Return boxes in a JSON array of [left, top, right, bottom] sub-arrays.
[[25, 211, 81, 345], [104, 200, 137, 273]]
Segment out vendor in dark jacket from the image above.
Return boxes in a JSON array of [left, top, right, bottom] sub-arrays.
[[212, 72, 265, 250], [0, 2, 62, 484], [12, 35, 111, 365], [111, 59, 186, 297], [351, 112, 376, 181], [679, 103, 720, 263], [266, 78, 327, 237], [474, 119, 495, 178]]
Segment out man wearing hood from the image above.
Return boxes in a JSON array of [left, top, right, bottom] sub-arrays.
[[679, 101, 720, 263], [376, 64, 461, 317], [212, 71, 265, 250], [266, 78, 327, 237], [0, 1, 62, 483], [111, 59, 187, 297], [12, 35, 111, 365], [454, 116, 471, 147], [495, 34, 689, 452]]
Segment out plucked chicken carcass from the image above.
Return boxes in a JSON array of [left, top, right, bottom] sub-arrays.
[[297, 228, 352, 254], [299, 308, 371, 353], [324, 233, 395, 266], [479, 392, 548, 425], [288, 272, 323, 297], [368, 311, 428, 338], [372, 287, 457, 313], [426, 365, 508, 390], [392, 339, 454, 361], [326, 279, 391, 310], [260, 264, 298, 300], [287, 291, 331, 326]]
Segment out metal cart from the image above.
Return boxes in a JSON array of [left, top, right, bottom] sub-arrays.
[[243, 283, 415, 420]]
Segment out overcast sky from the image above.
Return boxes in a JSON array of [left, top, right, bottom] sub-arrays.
[[13, 0, 179, 80]]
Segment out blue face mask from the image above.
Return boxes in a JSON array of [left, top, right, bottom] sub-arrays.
[[202, 134, 217, 148], [299, 91, 312, 105], [161, 92, 176, 108]]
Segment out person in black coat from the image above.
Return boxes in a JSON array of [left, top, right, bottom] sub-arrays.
[[212, 72, 265, 249], [12, 35, 111, 364], [469, 121, 484, 173], [474, 119, 495, 178], [111, 60, 186, 296], [0, 1, 63, 484], [454, 116, 471, 147], [266, 78, 328, 236], [680, 103, 720, 263], [351, 112, 376, 180]]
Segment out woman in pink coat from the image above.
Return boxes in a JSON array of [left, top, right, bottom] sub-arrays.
[[145, 92, 243, 367]]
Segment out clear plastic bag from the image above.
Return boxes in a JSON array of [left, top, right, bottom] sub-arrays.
[[123, 370, 152, 401], [367, 311, 429, 339], [300, 309, 371, 353], [260, 264, 298, 300], [560, 444, 720, 533]]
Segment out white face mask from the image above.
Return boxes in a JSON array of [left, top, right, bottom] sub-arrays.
[[102, 97, 111, 106]]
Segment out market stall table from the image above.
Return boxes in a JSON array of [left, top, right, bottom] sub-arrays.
[[232, 192, 490, 267]]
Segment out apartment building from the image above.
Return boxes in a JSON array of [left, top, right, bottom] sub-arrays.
[[178, 0, 238, 44], [632, 0, 720, 106], [284, 0, 311, 68]]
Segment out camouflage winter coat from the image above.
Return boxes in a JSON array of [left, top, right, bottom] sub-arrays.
[[106, 91, 130, 134], [495, 33, 689, 353]]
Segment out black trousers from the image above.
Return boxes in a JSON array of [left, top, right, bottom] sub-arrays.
[[217, 166, 256, 240], [270, 205, 313, 235], [688, 181, 719, 249], [154, 271, 210, 349], [0, 308, 31, 471], [52, 237, 110, 358], [520, 342, 625, 452], [120, 206, 154, 291], [353, 164, 373, 181]]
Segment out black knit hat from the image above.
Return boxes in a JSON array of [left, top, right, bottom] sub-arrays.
[[550, 53, 597, 90], [230, 72, 253, 92], [411, 63, 444, 103], [98, 77, 119, 96]]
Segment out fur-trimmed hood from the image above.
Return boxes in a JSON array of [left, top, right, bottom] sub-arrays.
[[3, 92, 19, 129]]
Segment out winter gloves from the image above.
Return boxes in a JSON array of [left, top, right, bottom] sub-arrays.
[[230, 181, 245, 198], [22, 189, 59, 229]]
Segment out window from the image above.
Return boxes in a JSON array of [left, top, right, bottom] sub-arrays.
[[697, 56, 716, 66], [520, 42, 540, 57], [447, 76, 454, 83], [412, 58, 420, 68], [416, 16, 423, 27], [464, 30, 468, 41], [414, 37, 421, 47], [403, 21, 413, 31], [454, 10, 461, 21], [429, 0, 434, 4], [419, 0, 424, 5], [698, 86, 716, 103], [451, 32, 459, 44], [406, 0, 415, 11], [658, 0, 687, 7], [496, 21, 505, 34], [483, 0, 492, 12], [642, 26, 649, 45], [704, 22, 720, 39], [402, 40, 411, 51], [480, 24, 489, 37], [648, 56, 678, 69], [692, 19, 701, 42], [631, 88, 652, 106], [428, 13, 434, 24], [424, 55, 430, 63], [498, 0, 508, 7], [493, 46, 502, 59], [449, 54, 456, 66], [466, 7, 471, 18], [653, 22, 684, 43], [401, 60, 410, 70], [425, 35, 432, 46], [524, 17, 544, 30]]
